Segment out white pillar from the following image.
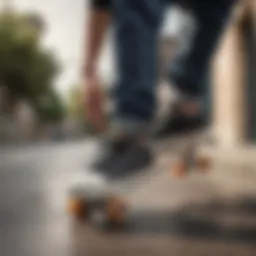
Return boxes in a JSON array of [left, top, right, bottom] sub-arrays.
[[212, 4, 247, 147]]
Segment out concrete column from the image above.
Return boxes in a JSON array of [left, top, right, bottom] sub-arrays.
[[212, 3, 247, 147], [251, 0, 256, 31]]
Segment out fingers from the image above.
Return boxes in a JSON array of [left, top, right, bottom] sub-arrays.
[[84, 76, 107, 132]]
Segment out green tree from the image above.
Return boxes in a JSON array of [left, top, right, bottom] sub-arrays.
[[0, 11, 63, 121]]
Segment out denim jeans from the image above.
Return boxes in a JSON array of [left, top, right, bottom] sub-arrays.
[[112, 0, 237, 132]]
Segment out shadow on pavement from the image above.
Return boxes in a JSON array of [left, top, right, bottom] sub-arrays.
[[117, 197, 256, 243]]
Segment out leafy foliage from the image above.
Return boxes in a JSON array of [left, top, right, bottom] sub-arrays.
[[0, 11, 64, 121]]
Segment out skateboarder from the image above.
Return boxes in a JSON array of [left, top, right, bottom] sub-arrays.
[[84, 0, 237, 175]]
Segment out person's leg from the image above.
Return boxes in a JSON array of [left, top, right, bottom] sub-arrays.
[[94, 0, 167, 175], [112, 0, 167, 136], [156, 0, 237, 137], [171, 0, 237, 98]]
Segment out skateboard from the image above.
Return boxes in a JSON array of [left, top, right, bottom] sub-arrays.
[[66, 168, 156, 229], [66, 130, 212, 228]]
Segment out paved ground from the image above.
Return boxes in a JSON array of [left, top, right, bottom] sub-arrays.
[[1, 140, 256, 256]]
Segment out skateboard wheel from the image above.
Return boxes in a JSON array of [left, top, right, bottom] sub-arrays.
[[196, 156, 211, 171], [106, 197, 126, 225], [67, 198, 87, 220], [172, 162, 187, 177]]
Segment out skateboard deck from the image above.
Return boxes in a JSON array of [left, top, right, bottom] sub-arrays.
[[67, 157, 163, 228]]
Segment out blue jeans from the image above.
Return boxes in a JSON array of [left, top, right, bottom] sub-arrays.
[[112, 0, 237, 130]]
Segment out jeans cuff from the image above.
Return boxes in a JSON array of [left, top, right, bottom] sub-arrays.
[[110, 117, 151, 137]]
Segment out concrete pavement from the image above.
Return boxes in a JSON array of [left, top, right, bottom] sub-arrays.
[[0, 140, 256, 256]]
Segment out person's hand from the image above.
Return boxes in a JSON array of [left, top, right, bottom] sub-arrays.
[[84, 72, 106, 132]]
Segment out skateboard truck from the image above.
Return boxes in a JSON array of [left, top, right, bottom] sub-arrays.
[[172, 130, 212, 177]]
